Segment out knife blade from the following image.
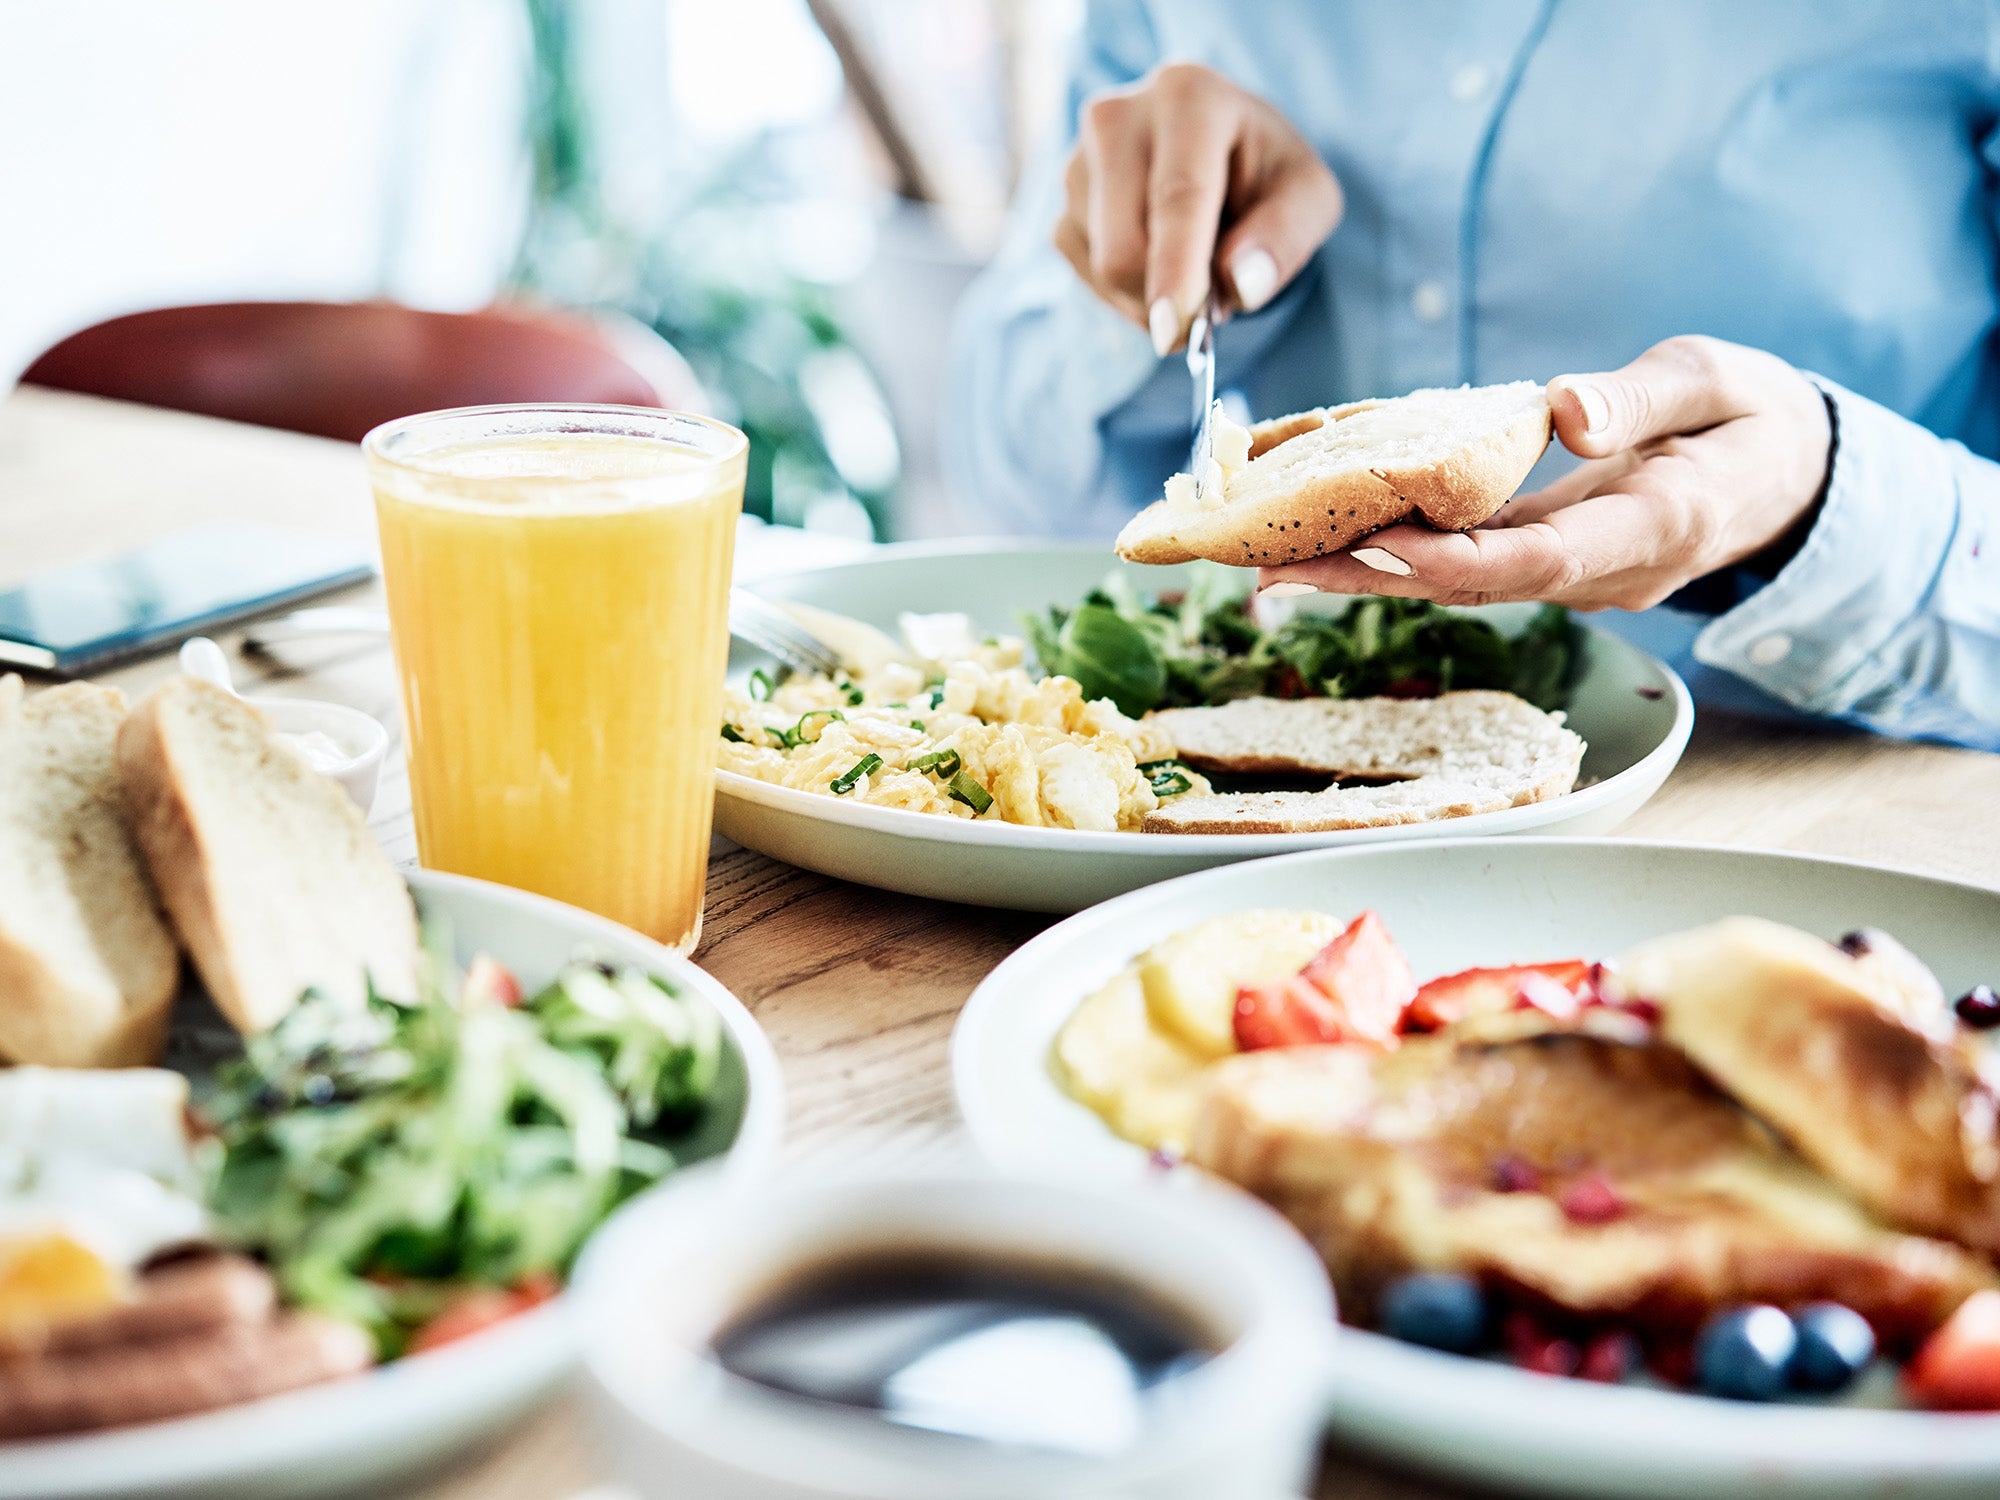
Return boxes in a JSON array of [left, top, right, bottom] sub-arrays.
[[1186, 289, 1221, 500]]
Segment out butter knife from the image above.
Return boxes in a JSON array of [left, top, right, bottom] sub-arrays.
[[1186, 289, 1222, 500]]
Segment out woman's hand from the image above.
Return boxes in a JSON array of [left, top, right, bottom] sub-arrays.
[[1055, 62, 1343, 355], [1259, 337, 1834, 611]]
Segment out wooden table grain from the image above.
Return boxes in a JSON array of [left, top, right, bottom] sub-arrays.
[[4, 384, 1997, 1500]]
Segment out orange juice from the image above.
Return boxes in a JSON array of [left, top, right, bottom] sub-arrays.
[[365, 407, 745, 951]]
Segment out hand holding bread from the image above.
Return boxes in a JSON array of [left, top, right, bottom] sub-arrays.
[[1258, 336, 1834, 611]]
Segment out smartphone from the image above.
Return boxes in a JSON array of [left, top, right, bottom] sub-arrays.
[[0, 523, 376, 677]]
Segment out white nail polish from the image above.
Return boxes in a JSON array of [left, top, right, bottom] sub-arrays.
[[1258, 580, 1320, 597], [1568, 382, 1611, 434], [1350, 547, 1414, 577], [1148, 296, 1178, 357], [1230, 247, 1278, 312]]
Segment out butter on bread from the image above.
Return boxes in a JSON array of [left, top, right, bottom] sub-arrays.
[[116, 677, 418, 1034], [1116, 381, 1552, 568], [0, 677, 179, 1067]]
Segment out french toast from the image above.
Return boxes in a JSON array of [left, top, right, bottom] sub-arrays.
[[1618, 918, 2000, 1253], [1190, 1033, 1996, 1348]]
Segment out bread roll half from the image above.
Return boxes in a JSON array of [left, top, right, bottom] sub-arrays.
[[117, 677, 418, 1034], [1115, 381, 1553, 567], [0, 677, 179, 1067]]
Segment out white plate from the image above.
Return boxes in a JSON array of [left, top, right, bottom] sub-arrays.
[[717, 541, 1692, 912], [0, 869, 784, 1500], [950, 837, 2000, 1498]]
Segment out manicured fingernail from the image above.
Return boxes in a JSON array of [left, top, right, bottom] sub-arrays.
[[1564, 380, 1611, 435], [1351, 547, 1414, 577], [1229, 247, 1278, 312], [1148, 296, 1178, 357], [1259, 580, 1319, 598]]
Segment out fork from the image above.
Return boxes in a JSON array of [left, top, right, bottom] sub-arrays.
[[726, 589, 843, 678]]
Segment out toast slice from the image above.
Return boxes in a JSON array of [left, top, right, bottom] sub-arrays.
[[1191, 1035, 1996, 1348], [117, 677, 418, 1033], [1142, 691, 1583, 833], [1116, 382, 1552, 567], [1617, 918, 2000, 1254], [0, 677, 179, 1066]]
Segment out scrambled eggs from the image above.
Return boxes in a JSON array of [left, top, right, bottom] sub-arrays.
[[718, 635, 1204, 832]]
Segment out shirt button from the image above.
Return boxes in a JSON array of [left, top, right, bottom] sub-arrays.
[[1748, 634, 1793, 666], [1411, 281, 1450, 323], [1450, 63, 1492, 102]]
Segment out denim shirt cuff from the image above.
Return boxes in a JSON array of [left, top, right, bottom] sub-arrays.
[[1693, 375, 1959, 713]]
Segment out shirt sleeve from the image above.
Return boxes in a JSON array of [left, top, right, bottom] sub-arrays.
[[939, 0, 1320, 538], [1693, 376, 2000, 750]]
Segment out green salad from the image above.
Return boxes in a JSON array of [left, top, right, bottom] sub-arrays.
[[201, 935, 722, 1355], [1022, 564, 1580, 719]]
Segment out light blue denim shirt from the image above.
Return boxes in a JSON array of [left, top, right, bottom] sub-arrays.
[[943, 0, 2000, 749]]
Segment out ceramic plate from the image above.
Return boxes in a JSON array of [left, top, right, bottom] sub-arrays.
[[717, 541, 1692, 912], [951, 837, 2000, 1498], [0, 869, 784, 1500]]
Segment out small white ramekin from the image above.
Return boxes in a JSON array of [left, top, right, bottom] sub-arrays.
[[573, 1165, 1336, 1500], [247, 694, 389, 814]]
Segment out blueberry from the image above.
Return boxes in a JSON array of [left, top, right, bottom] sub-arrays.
[[1379, 1272, 1487, 1354], [1788, 1303, 1875, 1393], [1695, 1305, 1798, 1401], [1956, 985, 2000, 1030]]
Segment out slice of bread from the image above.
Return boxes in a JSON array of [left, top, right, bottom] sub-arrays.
[[1142, 690, 1583, 833], [1116, 381, 1552, 567], [117, 677, 418, 1033], [0, 676, 179, 1066]]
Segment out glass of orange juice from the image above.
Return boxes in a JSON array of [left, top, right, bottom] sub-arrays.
[[363, 405, 745, 952]]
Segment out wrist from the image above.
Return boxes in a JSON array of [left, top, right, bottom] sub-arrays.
[[1741, 383, 1838, 583]]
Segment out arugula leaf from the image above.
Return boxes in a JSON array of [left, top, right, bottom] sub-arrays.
[[1051, 603, 1168, 717], [1508, 603, 1582, 710], [1023, 569, 1577, 715]]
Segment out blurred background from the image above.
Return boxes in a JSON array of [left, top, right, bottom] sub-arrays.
[[0, 0, 1087, 541]]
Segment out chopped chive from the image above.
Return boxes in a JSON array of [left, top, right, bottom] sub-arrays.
[[830, 753, 883, 795], [839, 680, 865, 706], [928, 687, 946, 709], [908, 748, 962, 780], [780, 708, 844, 748], [947, 769, 993, 814], [1140, 758, 1194, 797], [720, 723, 748, 743], [910, 720, 925, 731], [747, 668, 775, 701]]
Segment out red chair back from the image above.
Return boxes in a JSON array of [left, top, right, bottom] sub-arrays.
[[22, 301, 694, 442]]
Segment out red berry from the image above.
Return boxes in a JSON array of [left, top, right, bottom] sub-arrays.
[[1579, 1330, 1638, 1383], [1559, 1173, 1626, 1225], [1955, 985, 2000, 1030]]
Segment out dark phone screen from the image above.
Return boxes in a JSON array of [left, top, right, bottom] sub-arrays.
[[0, 523, 374, 672]]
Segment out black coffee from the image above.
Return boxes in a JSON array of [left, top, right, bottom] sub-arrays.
[[710, 1248, 1219, 1455]]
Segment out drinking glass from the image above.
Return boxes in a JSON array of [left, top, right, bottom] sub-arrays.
[[365, 404, 745, 952]]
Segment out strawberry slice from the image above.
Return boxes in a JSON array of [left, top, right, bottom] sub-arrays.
[[1298, 911, 1415, 1045], [1404, 959, 1595, 1032], [1233, 911, 1414, 1051], [1908, 1290, 2000, 1409], [1233, 975, 1352, 1051]]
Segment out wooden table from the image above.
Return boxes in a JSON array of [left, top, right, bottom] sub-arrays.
[[4, 384, 1998, 1500]]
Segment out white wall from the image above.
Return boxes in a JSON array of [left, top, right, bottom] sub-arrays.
[[0, 0, 531, 383]]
